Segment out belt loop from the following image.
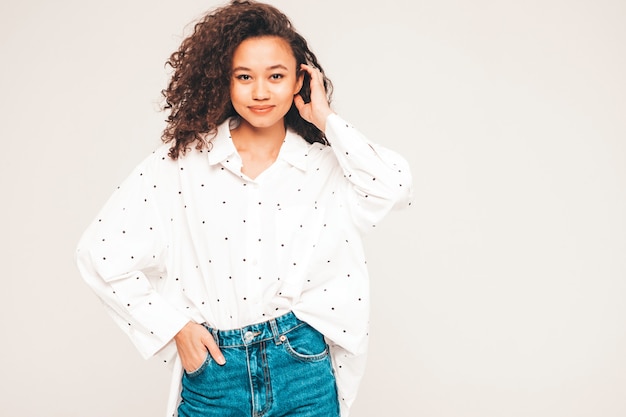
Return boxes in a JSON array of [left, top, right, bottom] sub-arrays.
[[269, 318, 282, 345], [211, 328, 219, 346]]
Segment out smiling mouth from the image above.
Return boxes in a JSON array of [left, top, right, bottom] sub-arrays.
[[248, 105, 274, 113]]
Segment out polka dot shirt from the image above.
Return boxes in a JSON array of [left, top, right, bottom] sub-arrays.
[[76, 113, 412, 415]]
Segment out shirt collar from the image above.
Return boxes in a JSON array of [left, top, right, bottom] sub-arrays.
[[206, 119, 310, 172], [206, 119, 238, 166], [278, 128, 309, 172]]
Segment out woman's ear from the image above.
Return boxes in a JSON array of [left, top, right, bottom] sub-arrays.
[[295, 68, 311, 102], [295, 69, 305, 94]]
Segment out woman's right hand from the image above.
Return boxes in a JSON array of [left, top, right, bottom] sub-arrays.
[[174, 321, 226, 372]]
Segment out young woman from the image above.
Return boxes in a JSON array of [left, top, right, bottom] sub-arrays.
[[76, 1, 412, 416]]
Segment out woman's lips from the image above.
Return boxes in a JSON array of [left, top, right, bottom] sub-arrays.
[[248, 105, 274, 114]]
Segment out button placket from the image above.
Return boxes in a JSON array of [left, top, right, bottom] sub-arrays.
[[245, 183, 263, 300]]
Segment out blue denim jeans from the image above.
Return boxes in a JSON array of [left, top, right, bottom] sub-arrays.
[[178, 312, 340, 417]]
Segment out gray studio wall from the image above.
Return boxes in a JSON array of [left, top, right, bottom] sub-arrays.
[[1, 0, 625, 416]]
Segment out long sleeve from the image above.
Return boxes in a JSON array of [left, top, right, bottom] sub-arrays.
[[324, 113, 413, 231], [293, 114, 413, 416], [75, 154, 190, 359], [77, 117, 413, 417]]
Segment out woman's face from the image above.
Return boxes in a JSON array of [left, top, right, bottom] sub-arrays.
[[230, 36, 303, 132]]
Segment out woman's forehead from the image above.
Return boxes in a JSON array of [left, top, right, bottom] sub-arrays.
[[232, 36, 296, 69]]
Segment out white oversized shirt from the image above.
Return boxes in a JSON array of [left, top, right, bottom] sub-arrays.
[[76, 114, 412, 416]]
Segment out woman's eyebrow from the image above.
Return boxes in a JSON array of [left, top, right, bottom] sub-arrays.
[[267, 64, 288, 71], [232, 64, 289, 72]]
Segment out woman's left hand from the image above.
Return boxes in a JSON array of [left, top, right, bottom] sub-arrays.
[[294, 63, 334, 132]]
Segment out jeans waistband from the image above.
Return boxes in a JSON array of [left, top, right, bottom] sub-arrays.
[[203, 311, 305, 348]]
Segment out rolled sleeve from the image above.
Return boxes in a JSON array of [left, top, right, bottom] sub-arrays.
[[324, 114, 413, 231], [76, 155, 190, 358]]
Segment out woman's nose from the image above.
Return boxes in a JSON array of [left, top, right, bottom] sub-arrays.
[[252, 80, 270, 100]]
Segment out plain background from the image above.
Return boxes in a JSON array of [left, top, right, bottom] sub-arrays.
[[1, 0, 625, 416]]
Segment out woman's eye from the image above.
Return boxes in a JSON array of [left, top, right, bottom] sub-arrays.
[[237, 74, 251, 81], [270, 74, 284, 80]]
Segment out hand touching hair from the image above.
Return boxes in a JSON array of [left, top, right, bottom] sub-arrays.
[[161, 0, 333, 159]]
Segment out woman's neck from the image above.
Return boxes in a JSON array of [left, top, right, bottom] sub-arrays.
[[231, 120, 285, 152], [230, 119, 286, 179]]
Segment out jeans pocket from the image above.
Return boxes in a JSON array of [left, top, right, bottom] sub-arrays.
[[282, 324, 329, 363], [185, 352, 210, 378]]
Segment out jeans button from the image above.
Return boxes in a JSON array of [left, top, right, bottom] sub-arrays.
[[244, 331, 254, 342]]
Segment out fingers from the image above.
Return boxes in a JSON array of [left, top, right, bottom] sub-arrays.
[[174, 322, 207, 372], [300, 63, 324, 89], [174, 321, 226, 372], [300, 63, 322, 77], [297, 63, 333, 131], [201, 331, 226, 366]]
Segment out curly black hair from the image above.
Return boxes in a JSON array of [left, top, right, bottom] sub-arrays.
[[161, 0, 333, 159]]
